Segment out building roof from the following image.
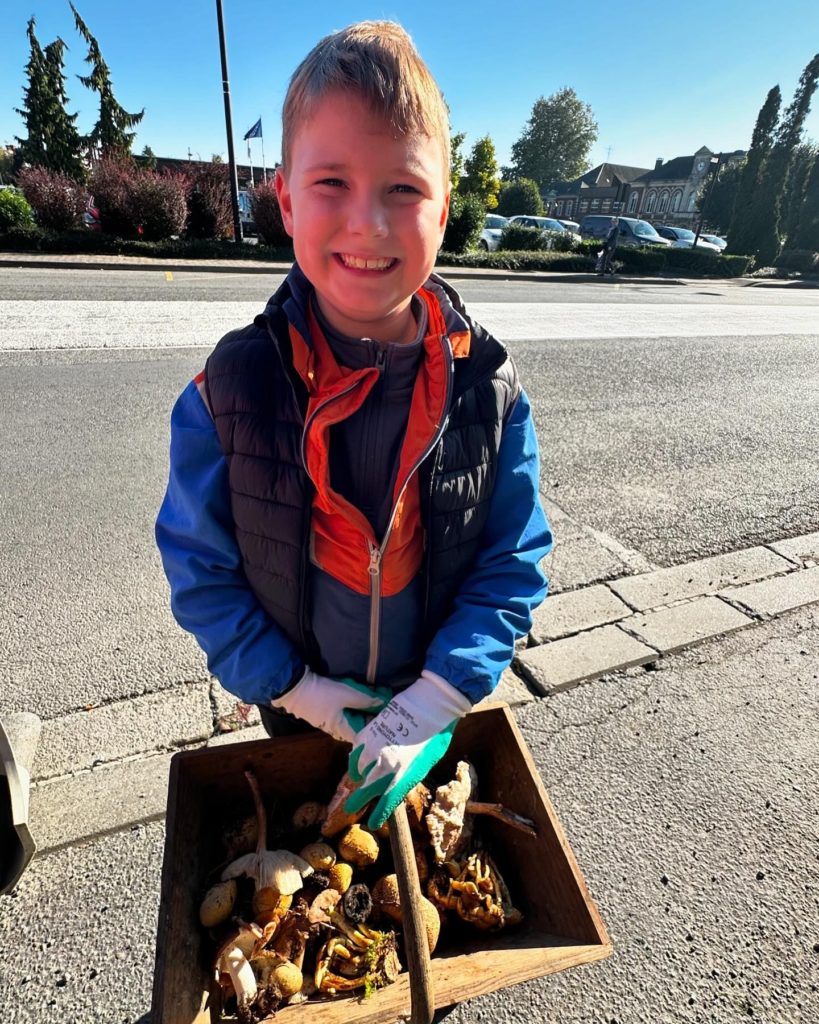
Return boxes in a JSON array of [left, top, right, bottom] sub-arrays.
[[634, 155, 697, 183], [549, 162, 652, 196]]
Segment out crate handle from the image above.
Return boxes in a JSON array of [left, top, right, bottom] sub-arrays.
[[388, 801, 435, 1024]]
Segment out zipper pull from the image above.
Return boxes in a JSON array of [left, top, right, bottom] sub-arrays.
[[367, 540, 382, 576], [375, 347, 387, 374]]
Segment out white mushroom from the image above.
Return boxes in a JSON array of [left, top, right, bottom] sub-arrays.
[[213, 922, 263, 1009], [221, 770, 313, 894]]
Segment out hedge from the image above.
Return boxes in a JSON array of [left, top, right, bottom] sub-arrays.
[[438, 250, 595, 272]]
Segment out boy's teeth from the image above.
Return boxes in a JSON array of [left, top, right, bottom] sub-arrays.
[[340, 254, 394, 270]]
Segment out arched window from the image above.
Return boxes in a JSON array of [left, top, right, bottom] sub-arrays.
[[671, 190, 682, 212], [564, 200, 573, 217], [688, 191, 698, 211], [645, 191, 656, 213], [555, 201, 563, 215], [628, 191, 639, 213], [658, 190, 670, 213]]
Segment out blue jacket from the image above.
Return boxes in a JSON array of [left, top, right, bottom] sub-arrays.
[[155, 271, 552, 705]]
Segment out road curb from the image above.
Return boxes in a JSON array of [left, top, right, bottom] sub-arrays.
[[0, 252, 695, 286]]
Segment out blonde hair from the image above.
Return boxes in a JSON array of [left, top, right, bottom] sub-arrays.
[[281, 21, 450, 176]]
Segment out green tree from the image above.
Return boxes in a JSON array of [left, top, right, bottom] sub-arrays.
[[459, 135, 500, 210], [726, 86, 781, 255], [509, 88, 598, 189], [0, 149, 14, 183], [71, 2, 144, 156], [697, 161, 742, 236], [496, 178, 544, 217], [754, 54, 819, 266], [14, 18, 51, 170], [782, 143, 817, 248], [14, 20, 84, 179], [449, 131, 466, 192], [794, 152, 819, 251], [140, 144, 157, 169]]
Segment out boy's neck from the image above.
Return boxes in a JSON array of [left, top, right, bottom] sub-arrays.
[[313, 294, 418, 345]]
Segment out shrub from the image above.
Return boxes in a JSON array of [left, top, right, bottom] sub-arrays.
[[611, 246, 667, 273], [498, 223, 551, 251], [16, 166, 87, 231], [438, 250, 595, 272], [0, 188, 34, 231], [90, 156, 140, 236], [497, 178, 544, 217], [664, 247, 752, 277], [185, 161, 232, 239], [249, 180, 290, 246], [442, 191, 485, 253], [127, 171, 189, 241], [774, 249, 819, 274]]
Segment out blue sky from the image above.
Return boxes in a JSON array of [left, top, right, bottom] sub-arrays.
[[2, 0, 819, 175]]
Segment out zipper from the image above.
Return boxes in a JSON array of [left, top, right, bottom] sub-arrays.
[[365, 333, 455, 683]]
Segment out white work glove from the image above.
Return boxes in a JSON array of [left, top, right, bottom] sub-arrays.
[[345, 670, 472, 828], [270, 669, 391, 744]]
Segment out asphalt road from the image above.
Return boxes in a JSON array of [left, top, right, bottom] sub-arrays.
[[1, 268, 818, 718], [1, 267, 817, 1024]]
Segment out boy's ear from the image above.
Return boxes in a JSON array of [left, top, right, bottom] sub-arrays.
[[274, 167, 295, 237], [438, 188, 451, 243]]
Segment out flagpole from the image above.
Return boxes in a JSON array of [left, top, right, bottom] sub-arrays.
[[261, 133, 267, 182], [215, 0, 242, 242]]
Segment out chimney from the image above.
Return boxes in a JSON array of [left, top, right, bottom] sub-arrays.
[[654, 158, 664, 170]]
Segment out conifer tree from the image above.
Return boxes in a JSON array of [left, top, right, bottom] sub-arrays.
[[754, 54, 819, 266], [726, 86, 780, 255], [781, 143, 817, 248], [459, 136, 501, 210], [42, 38, 86, 179], [14, 18, 51, 170], [70, 3, 144, 156], [794, 152, 819, 252]]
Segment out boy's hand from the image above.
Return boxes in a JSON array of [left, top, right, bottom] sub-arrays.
[[270, 669, 391, 744], [345, 671, 472, 829]]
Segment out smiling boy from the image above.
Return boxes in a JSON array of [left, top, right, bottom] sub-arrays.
[[156, 22, 552, 829]]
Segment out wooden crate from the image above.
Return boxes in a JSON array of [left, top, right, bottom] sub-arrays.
[[151, 704, 611, 1024]]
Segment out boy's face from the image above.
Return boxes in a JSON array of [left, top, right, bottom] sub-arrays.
[[276, 89, 450, 343]]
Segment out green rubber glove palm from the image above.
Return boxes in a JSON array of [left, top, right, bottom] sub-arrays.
[[270, 669, 391, 744], [345, 671, 472, 829]]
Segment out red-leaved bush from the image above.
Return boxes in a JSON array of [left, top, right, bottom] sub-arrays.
[[90, 155, 139, 236], [16, 166, 87, 231], [185, 161, 232, 239], [249, 180, 290, 246], [128, 171, 189, 241]]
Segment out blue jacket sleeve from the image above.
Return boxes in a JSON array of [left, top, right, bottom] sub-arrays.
[[155, 380, 304, 704], [423, 387, 552, 702]]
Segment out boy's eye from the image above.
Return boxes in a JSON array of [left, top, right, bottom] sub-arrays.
[[391, 184, 420, 194], [317, 177, 345, 188]]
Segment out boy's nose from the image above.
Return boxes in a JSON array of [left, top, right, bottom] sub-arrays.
[[347, 195, 388, 238]]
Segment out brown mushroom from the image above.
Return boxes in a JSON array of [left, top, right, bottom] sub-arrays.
[[338, 824, 379, 869], [292, 800, 326, 830], [299, 841, 336, 871], [199, 878, 237, 928], [372, 873, 441, 953], [327, 861, 354, 894]]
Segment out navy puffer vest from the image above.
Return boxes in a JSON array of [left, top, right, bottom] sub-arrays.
[[204, 281, 518, 665]]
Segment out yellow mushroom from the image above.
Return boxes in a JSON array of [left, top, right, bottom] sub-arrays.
[[199, 878, 237, 928], [338, 825, 379, 869]]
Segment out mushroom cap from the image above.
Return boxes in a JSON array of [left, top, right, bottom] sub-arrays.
[[292, 800, 326, 830], [222, 848, 313, 895], [372, 874, 401, 917], [272, 960, 303, 999], [425, 760, 478, 863], [327, 861, 354, 894], [199, 878, 237, 928], [338, 825, 379, 869], [299, 842, 336, 871], [308, 887, 342, 925]]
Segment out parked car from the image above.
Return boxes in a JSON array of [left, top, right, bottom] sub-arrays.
[[238, 190, 257, 237], [84, 197, 101, 231], [654, 225, 721, 252], [700, 233, 727, 251], [508, 214, 580, 245], [558, 219, 581, 234], [479, 213, 508, 252], [579, 215, 671, 248]]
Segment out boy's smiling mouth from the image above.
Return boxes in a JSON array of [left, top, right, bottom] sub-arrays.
[[336, 253, 398, 272]]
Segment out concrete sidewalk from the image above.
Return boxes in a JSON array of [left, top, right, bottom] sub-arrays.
[[0, 248, 696, 286]]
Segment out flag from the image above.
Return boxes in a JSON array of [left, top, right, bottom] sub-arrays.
[[243, 118, 262, 141]]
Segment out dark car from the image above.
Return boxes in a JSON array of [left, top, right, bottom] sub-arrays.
[[654, 225, 722, 251], [579, 215, 670, 248]]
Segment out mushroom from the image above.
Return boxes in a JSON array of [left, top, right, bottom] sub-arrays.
[[321, 772, 367, 837], [327, 861, 354, 894], [308, 887, 342, 926], [315, 924, 401, 995], [299, 841, 336, 871], [342, 883, 373, 923], [292, 800, 326, 830], [252, 888, 292, 928], [213, 921, 263, 1015], [427, 850, 523, 932], [338, 824, 379, 869], [425, 760, 537, 863], [199, 878, 237, 928], [222, 770, 314, 894], [404, 782, 432, 833], [371, 874, 441, 953]]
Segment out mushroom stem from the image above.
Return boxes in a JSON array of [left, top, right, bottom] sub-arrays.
[[224, 945, 258, 1004], [465, 801, 537, 837], [244, 769, 267, 856]]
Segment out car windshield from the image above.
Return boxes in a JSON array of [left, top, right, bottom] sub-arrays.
[[542, 219, 565, 231], [486, 215, 508, 229], [674, 228, 696, 241], [633, 220, 661, 238]]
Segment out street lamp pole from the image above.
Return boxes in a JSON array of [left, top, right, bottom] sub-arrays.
[[215, 0, 243, 243], [693, 154, 721, 248]]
